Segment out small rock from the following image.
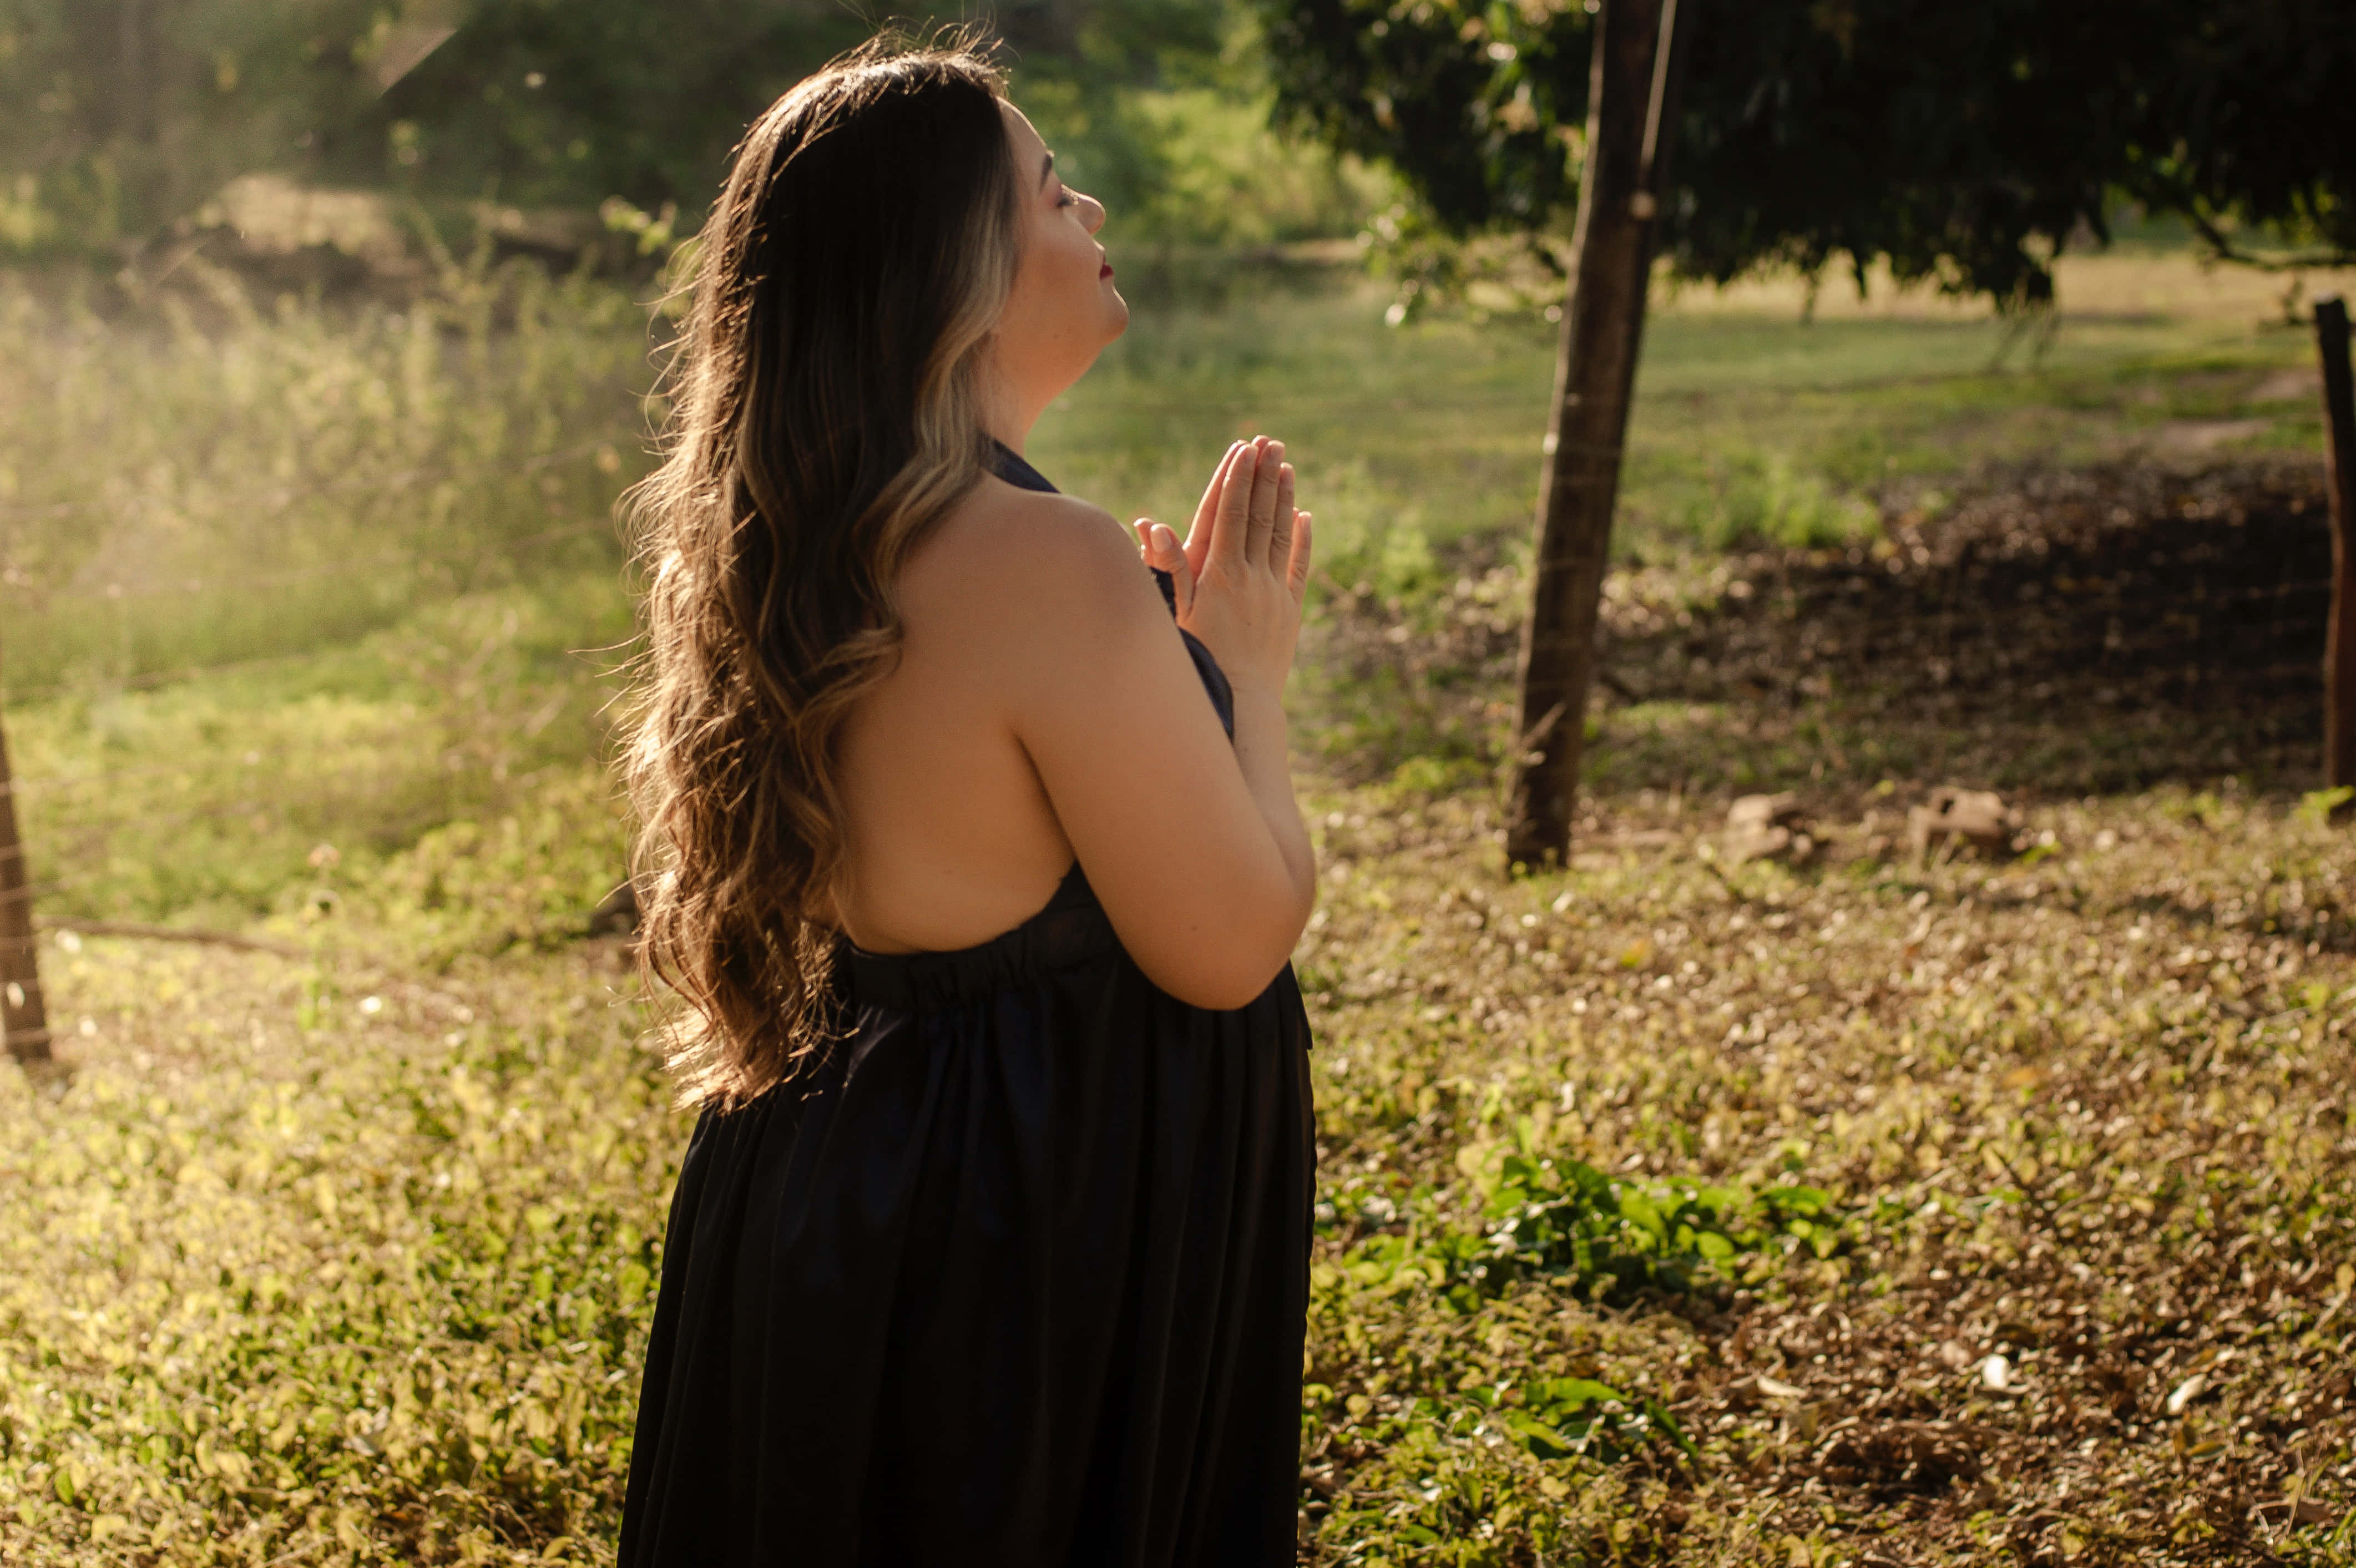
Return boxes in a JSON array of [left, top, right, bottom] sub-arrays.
[[1908, 786, 2021, 861], [1935, 1339, 1974, 1372], [2166, 1372, 2207, 1415], [1980, 1353, 2012, 1391]]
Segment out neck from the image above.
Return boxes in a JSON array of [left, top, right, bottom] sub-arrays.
[[978, 397, 1040, 458], [977, 359, 1054, 458]]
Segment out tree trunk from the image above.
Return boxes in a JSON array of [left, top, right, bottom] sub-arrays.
[[0, 670, 52, 1065], [1505, 0, 1691, 868], [2321, 297, 2356, 803]]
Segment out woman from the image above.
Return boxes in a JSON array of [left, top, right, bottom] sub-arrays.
[[618, 35, 1319, 1567]]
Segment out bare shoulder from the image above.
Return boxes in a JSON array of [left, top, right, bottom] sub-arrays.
[[898, 474, 1164, 638]]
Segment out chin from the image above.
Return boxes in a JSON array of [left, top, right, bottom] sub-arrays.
[[1102, 287, 1130, 341]]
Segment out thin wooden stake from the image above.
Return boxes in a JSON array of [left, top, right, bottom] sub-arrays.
[[2317, 296, 2356, 801], [0, 659, 52, 1064]]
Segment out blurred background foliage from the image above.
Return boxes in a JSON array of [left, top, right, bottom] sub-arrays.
[[9, 0, 2344, 300], [0, 0, 1394, 263]]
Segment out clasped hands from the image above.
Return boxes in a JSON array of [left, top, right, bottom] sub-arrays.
[[1131, 437, 1313, 696]]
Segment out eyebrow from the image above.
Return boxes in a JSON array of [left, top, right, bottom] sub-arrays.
[[1040, 151, 1055, 189]]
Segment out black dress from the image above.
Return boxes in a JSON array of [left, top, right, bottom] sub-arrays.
[[618, 447, 1317, 1567]]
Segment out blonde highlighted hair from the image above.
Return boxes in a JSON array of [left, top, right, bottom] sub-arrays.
[[623, 36, 1020, 1107]]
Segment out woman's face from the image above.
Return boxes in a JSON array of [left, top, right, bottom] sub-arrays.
[[991, 99, 1127, 414]]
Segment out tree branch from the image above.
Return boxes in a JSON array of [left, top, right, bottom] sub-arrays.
[[2174, 199, 2354, 276]]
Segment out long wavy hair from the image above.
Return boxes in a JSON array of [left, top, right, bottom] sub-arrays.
[[623, 36, 1022, 1109]]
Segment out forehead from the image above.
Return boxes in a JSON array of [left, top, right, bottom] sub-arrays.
[[997, 99, 1048, 172]]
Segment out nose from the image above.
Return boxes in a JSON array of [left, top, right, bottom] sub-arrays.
[[1079, 192, 1106, 235]]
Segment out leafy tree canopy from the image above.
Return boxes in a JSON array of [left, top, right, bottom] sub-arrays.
[[1255, 0, 2356, 305]]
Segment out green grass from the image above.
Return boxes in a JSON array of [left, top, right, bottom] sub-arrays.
[[9, 571, 633, 931], [0, 258, 649, 698], [1288, 785, 2356, 1565], [1033, 249, 2344, 577], [4, 248, 2356, 1564], [1, 937, 666, 1566], [4, 246, 2339, 702]]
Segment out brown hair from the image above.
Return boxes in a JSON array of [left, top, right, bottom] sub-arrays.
[[623, 34, 1020, 1108]]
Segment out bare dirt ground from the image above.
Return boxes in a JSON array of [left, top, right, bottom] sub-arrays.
[[1305, 457, 2340, 808]]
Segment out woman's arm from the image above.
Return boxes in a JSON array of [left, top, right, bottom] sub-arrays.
[[1139, 438, 1317, 929], [985, 441, 1314, 1009]]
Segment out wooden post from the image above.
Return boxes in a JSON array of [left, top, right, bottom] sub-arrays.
[[0, 667, 52, 1064], [1505, 0, 1692, 867], [2319, 296, 2356, 798]]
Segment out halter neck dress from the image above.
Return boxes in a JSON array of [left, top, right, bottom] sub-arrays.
[[618, 446, 1317, 1567]]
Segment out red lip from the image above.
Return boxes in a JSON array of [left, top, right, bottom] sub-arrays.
[[1100, 261, 1114, 278]]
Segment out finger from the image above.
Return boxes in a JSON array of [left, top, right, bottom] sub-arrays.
[[1189, 443, 1238, 538], [1245, 438, 1285, 568], [1150, 522, 1194, 613], [1268, 462, 1296, 568], [1287, 510, 1314, 601], [1136, 518, 1176, 580], [1210, 439, 1258, 574], [1186, 442, 1243, 579], [1147, 522, 1184, 566]]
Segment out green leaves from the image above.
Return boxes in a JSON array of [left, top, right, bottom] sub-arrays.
[[1477, 1375, 1694, 1464], [2298, 786, 2354, 826], [1458, 1153, 1842, 1306], [1318, 1146, 1848, 1327]]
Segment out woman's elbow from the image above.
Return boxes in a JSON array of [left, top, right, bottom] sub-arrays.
[[1139, 902, 1310, 1011], [1152, 959, 1292, 1012]]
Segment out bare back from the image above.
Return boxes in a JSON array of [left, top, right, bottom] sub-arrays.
[[832, 476, 1090, 953], [831, 439, 1314, 1013]]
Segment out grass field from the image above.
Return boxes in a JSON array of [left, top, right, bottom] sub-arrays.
[[4, 249, 2356, 1564]]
